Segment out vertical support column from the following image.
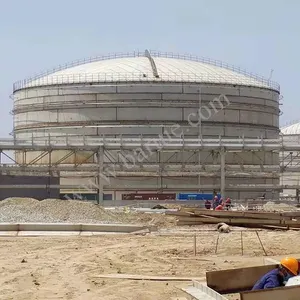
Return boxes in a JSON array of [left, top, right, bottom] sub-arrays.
[[97, 147, 104, 205], [220, 148, 226, 199], [198, 87, 202, 193], [158, 150, 163, 192]]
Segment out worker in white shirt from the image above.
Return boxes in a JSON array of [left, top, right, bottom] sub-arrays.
[[285, 261, 300, 286]]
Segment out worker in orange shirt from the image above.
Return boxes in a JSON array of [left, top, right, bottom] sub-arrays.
[[215, 202, 224, 210]]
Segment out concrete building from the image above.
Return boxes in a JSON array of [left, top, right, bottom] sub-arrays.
[[12, 50, 280, 200]]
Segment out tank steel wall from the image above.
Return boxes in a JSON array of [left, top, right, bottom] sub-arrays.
[[13, 82, 280, 198]]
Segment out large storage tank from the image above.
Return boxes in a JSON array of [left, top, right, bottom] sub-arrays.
[[12, 50, 280, 199], [280, 123, 300, 196]]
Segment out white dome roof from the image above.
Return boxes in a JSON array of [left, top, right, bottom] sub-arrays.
[[281, 123, 300, 135], [14, 51, 279, 91]]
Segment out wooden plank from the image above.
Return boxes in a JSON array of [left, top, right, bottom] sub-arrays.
[[94, 274, 205, 281], [181, 209, 287, 220], [240, 285, 300, 300], [206, 264, 278, 293], [165, 211, 194, 217], [177, 217, 282, 225], [283, 219, 300, 226], [281, 211, 300, 217]]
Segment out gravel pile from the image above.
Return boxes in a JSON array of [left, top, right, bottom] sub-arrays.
[[0, 198, 122, 224], [263, 201, 299, 212], [0, 198, 177, 227]]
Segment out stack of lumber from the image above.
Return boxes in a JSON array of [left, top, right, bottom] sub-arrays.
[[166, 208, 300, 230]]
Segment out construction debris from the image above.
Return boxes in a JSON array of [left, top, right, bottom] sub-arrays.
[[167, 208, 300, 230]]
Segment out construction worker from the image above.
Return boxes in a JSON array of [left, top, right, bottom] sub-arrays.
[[204, 199, 211, 209], [212, 196, 219, 210], [252, 257, 299, 290], [285, 260, 300, 286], [215, 202, 224, 211], [225, 197, 232, 210]]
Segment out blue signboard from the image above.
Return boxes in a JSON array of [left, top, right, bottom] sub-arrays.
[[177, 193, 221, 201]]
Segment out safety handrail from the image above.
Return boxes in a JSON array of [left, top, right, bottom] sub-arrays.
[[13, 50, 280, 92], [0, 136, 297, 150], [13, 72, 279, 92]]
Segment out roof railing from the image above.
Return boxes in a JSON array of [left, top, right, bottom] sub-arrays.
[[12, 72, 280, 92], [13, 50, 280, 92]]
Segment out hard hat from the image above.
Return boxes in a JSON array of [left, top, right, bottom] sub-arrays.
[[280, 257, 299, 276]]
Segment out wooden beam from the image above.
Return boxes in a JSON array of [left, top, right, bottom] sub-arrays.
[[177, 217, 286, 226], [181, 209, 289, 220], [281, 211, 300, 218], [240, 285, 300, 300], [177, 216, 300, 228], [206, 264, 278, 293], [94, 274, 205, 281]]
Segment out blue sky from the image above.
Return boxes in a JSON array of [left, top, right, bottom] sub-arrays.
[[1, 0, 299, 139]]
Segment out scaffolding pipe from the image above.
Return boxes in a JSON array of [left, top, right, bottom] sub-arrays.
[[220, 148, 226, 198]]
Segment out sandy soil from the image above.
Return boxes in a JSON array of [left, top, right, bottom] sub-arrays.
[[1, 229, 300, 300]]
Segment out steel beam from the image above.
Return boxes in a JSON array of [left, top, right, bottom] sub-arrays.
[[0, 136, 295, 151], [97, 147, 104, 204], [0, 184, 293, 190], [220, 148, 226, 198], [0, 163, 281, 173]]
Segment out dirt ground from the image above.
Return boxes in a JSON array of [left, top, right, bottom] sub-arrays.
[[1, 229, 300, 300]]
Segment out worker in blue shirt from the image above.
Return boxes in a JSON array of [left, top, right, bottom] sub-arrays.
[[252, 257, 299, 290]]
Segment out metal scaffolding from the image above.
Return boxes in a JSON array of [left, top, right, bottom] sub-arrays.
[[0, 136, 298, 195]]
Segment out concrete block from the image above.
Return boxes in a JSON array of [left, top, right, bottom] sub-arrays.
[[18, 223, 82, 231], [0, 231, 18, 236], [0, 224, 19, 231], [81, 224, 146, 233], [18, 231, 80, 236]]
